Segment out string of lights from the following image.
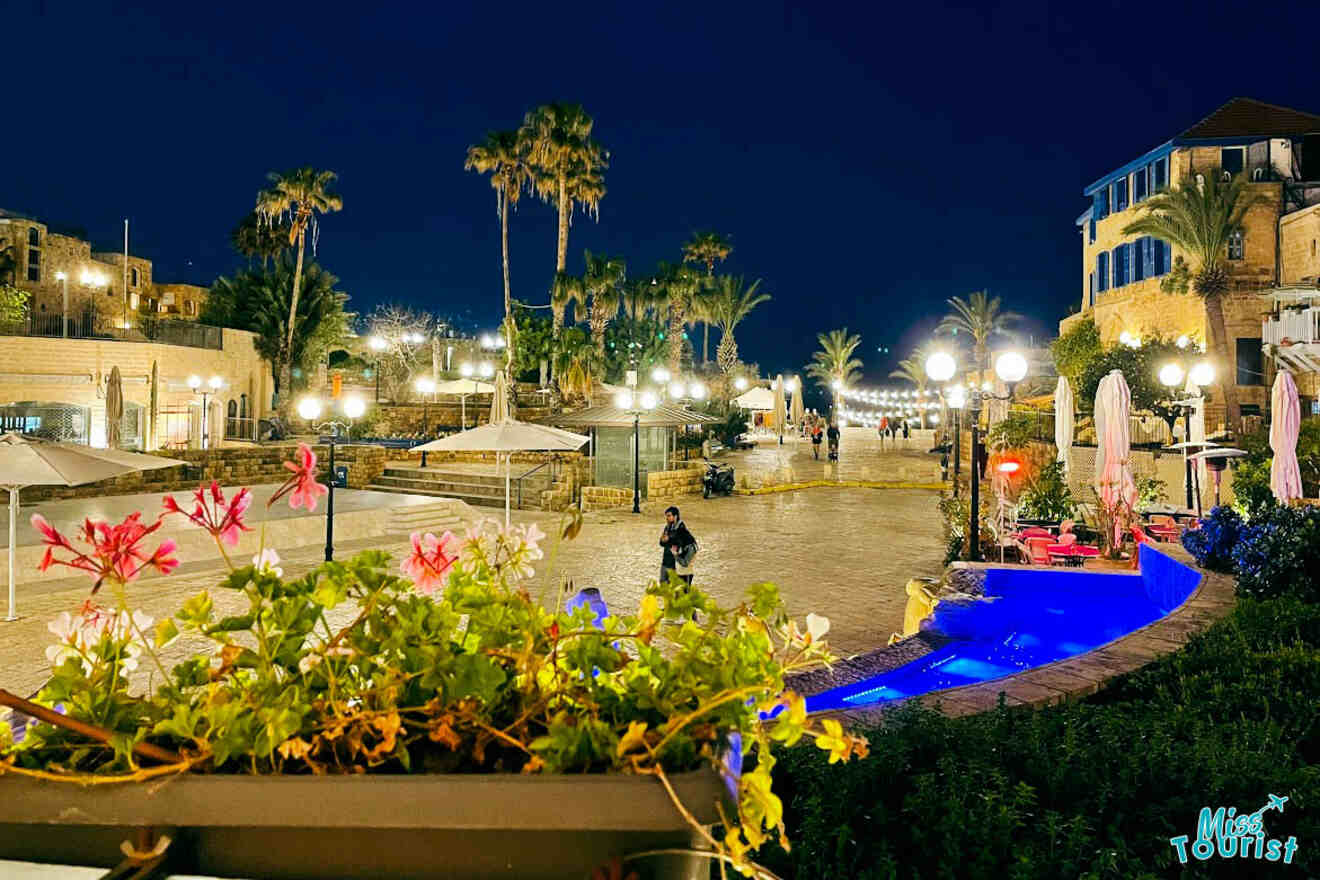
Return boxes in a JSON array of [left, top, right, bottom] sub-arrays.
[[838, 387, 937, 403]]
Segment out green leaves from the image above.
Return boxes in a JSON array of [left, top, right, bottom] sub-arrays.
[[443, 654, 507, 705]]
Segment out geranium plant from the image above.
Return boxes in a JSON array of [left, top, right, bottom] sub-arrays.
[[0, 444, 864, 878]]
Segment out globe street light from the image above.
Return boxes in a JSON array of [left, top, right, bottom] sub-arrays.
[[734, 377, 749, 392], [187, 374, 224, 449], [298, 394, 369, 561], [616, 389, 659, 513], [1159, 358, 1214, 509]]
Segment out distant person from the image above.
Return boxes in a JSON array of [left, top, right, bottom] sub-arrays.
[[658, 505, 698, 588], [902, 420, 911, 448], [878, 416, 889, 451], [811, 424, 824, 459], [827, 422, 840, 460]]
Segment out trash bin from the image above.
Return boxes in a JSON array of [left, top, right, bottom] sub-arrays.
[[333, 465, 349, 488]]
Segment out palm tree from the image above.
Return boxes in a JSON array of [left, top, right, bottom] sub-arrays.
[[466, 131, 533, 380], [806, 329, 863, 421], [1122, 170, 1265, 432], [230, 211, 290, 269], [255, 168, 343, 404], [653, 262, 702, 372], [623, 276, 662, 321], [551, 270, 583, 336], [708, 276, 770, 374], [682, 232, 733, 363], [888, 357, 930, 427], [582, 251, 625, 355], [937, 290, 1021, 387], [519, 104, 607, 274]]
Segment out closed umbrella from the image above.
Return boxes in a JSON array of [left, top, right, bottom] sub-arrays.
[[411, 419, 588, 528], [1053, 376, 1074, 478], [0, 434, 185, 621], [148, 361, 159, 451], [1094, 370, 1136, 549], [790, 376, 805, 431], [106, 366, 124, 450], [1186, 375, 1207, 509], [1270, 370, 1303, 503], [773, 376, 786, 444], [490, 371, 510, 424]]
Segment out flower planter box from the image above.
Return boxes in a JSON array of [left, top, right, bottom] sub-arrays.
[[0, 770, 728, 879]]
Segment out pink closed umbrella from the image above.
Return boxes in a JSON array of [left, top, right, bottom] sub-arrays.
[[1270, 371, 1303, 503], [1094, 370, 1136, 547]]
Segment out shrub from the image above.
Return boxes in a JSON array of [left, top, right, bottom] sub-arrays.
[[1017, 460, 1076, 522], [985, 412, 1047, 449], [1180, 505, 1242, 572], [1232, 504, 1320, 602], [762, 598, 1320, 879]]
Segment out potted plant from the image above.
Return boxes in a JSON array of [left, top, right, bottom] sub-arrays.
[[0, 446, 865, 880]]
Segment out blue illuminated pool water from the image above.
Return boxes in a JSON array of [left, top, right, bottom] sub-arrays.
[[806, 547, 1202, 713]]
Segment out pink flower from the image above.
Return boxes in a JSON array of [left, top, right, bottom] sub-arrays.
[[162, 482, 253, 547], [252, 548, 283, 577], [269, 443, 329, 512], [400, 530, 460, 595], [32, 512, 177, 593]]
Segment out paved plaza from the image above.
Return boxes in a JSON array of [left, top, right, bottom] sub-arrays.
[[0, 429, 948, 697]]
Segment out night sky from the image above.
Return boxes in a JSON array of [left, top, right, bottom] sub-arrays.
[[9, 1, 1320, 403]]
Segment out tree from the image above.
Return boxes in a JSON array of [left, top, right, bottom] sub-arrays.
[[230, 211, 290, 269], [806, 328, 863, 420], [682, 232, 733, 363], [622, 276, 663, 322], [937, 290, 1021, 387], [202, 256, 351, 397], [1050, 316, 1104, 385], [888, 357, 930, 427], [519, 104, 607, 275], [366, 305, 436, 403], [602, 314, 668, 384], [255, 168, 344, 407], [580, 251, 625, 355], [1075, 335, 1187, 424], [653, 262, 702, 372], [466, 130, 533, 381], [0, 238, 16, 284], [1122, 170, 1266, 432], [707, 276, 770, 374], [0, 283, 29, 327]]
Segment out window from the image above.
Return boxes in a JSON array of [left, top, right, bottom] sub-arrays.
[[1154, 238, 1171, 275], [1132, 166, 1148, 202], [1089, 217, 1096, 243], [185, 300, 195, 316], [1228, 230, 1245, 261], [1112, 178, 1129, 212], [130, 292, 140, 310], [26, 249, 39, 282], [1088, 272, 1095, 306], [27, 227, 39, 247], [1113, 244, 1129, 286], [131, 267, 139, 287], [1221, 147, 1245, 177], [1152, 157, 1168, 191], [1236, 337, 1264, 386], [1132, 238, 1146, 282], [1093, 189, 1109, 220], [1312, 239, 1316, 258], [1097, 252, 1110, 292]]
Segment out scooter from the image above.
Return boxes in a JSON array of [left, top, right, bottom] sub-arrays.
[[703, 460, 735, 498]]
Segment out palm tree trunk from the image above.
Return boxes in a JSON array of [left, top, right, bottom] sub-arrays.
[[278, 226, 307, 415], [556, 175, 569, 274], [668, 306, 684, 372], [1203, 293, 1240, 434], [702, 324, 709, 365]]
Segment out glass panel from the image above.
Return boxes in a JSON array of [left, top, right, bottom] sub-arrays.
[[1235, 337, 1264, 386]]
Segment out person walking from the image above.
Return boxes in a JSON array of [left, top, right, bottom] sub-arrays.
[[658, 505, 698, 587], [826, 422, 840, 460], [878, 415, 889, 451], [902, 419, 911, 448], [811, 424, 823, 459]]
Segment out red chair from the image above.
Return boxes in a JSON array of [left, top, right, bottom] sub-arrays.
[[1024, 536, 1054, 565], [1129, 525, 1152, 569]]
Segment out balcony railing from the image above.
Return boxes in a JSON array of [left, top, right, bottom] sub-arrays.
[[1263, 307, 1320, 346], [2, 311, 223, 350]]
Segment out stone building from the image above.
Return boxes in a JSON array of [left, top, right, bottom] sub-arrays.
[[1060, 97, 1320, 430], [0, 209, 207, 329]]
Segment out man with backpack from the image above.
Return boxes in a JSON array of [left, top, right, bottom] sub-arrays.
[[658, 505, 698, 587]]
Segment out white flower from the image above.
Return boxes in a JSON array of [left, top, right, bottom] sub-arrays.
[[253, 548, 283, 577], [298, 654, 322, 674], [805, 613, 831, 643]]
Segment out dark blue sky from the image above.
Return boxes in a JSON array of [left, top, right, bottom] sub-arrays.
[[9, 1, 1320, 391]]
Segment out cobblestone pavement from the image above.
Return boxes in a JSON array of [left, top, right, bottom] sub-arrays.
[[724, 427, 944, 486], [0, 486, 945, 699]]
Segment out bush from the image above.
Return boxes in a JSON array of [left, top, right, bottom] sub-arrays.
[[1230, 455, 1278, 520], [1018, 460, 1076, 522], [1180, 505, 1242, 572], [985, 412, 1047, 449], [762, 598, 1320, 878], [1232, 504, 1320, 602]]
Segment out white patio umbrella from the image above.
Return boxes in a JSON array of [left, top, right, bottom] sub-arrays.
[[490, 371, 510, 423], [0, 434, 185, 621], [1270, 370, 1303, 503], [790, 376, 805, 430], [1053, 376, 1074, 478], [1094, 370, 1136, 548], [1186, 374, 1208, 508], [411, 419, 588, 527], [433, 378, 496, 430], [773, 376, 786, 444], [106, 366, 124, 450]]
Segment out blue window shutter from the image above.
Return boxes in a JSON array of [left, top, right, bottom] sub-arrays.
[[1143, 236, 1155, 278], [1132, 239, 1144, 282], [1098, 253, 1108, 291], [1162, 239, 1172, 274], [1089, 272, 1095, 305]]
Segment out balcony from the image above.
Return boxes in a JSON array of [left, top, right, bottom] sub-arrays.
[[1263, 293, 1320, 371]]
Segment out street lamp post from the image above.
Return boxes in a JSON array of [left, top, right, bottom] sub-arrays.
[[54, 272, 68, 337], [415, 377, 436, 435], [616, 389, 658, 514], [298, 395, 367, 561], [187, 374, 224, 450], [368, 336, 387, 403], [1159, 359, 1215, 510]]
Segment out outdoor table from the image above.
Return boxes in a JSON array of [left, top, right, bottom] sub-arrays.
[[1146, 524, 1180, 542], [1047, 544, 1100, 567]]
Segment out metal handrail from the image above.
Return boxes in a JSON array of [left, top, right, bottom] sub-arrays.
[[514, 459, 554, 508]]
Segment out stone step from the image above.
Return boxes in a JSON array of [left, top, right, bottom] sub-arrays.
[[385, 500, 466, 534], [382, 467, 552, 491], [369, 484, 537, 511]]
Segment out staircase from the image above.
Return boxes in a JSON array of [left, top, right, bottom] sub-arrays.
[[369, 465, 553, 511], [386, 499, 467, 535]]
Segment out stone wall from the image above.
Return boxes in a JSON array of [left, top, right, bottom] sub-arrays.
[[1280, 204, 1320, 284], [356, 401, 551, 435], [581, 485, 632, 512], [1066, 445, 1235, 508], [647, 463, 704, 500]]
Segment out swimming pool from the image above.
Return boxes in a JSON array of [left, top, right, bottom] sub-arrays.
[[805, 547, 1203, 713]]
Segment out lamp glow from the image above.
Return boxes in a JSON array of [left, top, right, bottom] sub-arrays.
[[690, 383, 707, 400], [460, 363, 474, 377], [651, 367, 670, 383], [1189, 361, 1214, 387], [478, 362, 494, 378], [186, 375, 201, 390], [924, 351, 956, 383], [208, 376, 223, 391], [415, 378, 436, 394], [734, 377, 749, 391], [1176, 335, 1190, 349], [994, 351, 1028, 384], [831, 378, 843, 391], [669, 381, 685, 398], [614, 390, 633, 409], [54, 271, 66, 281], [784, 377, 797, 393], [946, 385, 967, 409], [297, 397, 323, 421], [1159, 363, 1185, 388], [997, 460, 1021, 475], [368, 335, 387, 352], [343, 396, 366, 419], [639, 391, 659, 410]]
